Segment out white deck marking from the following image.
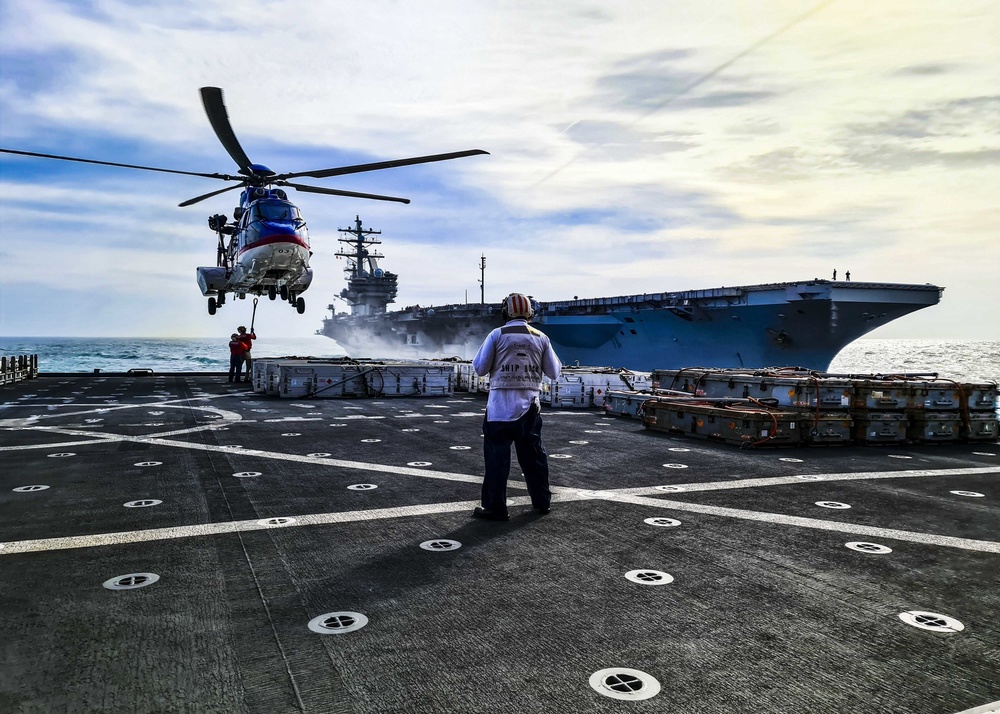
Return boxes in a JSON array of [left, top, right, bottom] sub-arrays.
[[952, 701, 1000, 714], [0, 499, 503, 554], [579, 492, 1000, 553], [611, 467, 1000, 495], [2, 391, 997, 556]]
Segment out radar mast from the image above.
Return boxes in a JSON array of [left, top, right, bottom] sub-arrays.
[[334, 216, 398, 316]]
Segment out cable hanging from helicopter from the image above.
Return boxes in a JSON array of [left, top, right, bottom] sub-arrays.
[[0, 87, 488, 316]]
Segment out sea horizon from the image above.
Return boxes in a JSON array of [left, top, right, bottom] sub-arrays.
[[1, 335, 998, 384]]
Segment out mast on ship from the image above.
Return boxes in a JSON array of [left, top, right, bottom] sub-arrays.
[[335, 216, 398, 317]]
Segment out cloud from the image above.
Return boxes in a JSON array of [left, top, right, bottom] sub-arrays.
[[2, 0, 999, 341]]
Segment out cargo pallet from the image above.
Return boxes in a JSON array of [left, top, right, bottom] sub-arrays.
[[614, 367, 998, 447]]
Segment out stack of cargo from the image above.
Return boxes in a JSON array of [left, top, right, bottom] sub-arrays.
[[540, 366, 651, 408], [249, 357, 455, 399], [642, 397, 805, 447], [627, 368, 998, 447]]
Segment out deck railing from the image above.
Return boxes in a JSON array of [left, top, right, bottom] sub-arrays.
[[1, 354, 39, 385]]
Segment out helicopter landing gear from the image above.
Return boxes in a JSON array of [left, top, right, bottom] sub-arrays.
[[217, 291, 226, 306], [208, 296, 217, 315], [296, 296, 306, 314], [268, 285, 277, 301], [280, 285, 289, 301]]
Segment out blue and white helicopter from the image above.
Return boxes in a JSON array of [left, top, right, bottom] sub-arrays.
[[1, 87, 487, 315]]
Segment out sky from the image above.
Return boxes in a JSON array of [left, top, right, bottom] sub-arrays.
[[0, 0, 997, 340]]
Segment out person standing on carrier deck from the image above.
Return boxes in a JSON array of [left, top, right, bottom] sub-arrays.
[[472, 292, 561, 521], [236, 325, 256, 383], [227, 333, 246, 383]]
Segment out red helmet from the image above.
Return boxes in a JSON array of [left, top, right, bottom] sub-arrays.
[[502, 292, 534, 321]]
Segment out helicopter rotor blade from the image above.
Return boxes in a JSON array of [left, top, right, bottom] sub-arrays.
[[0, 147, 236, 180], [200, 87, 254, 174], [277, 181, 410, 204], [179, 182, 244, 207], [273, 149, 489, 181]]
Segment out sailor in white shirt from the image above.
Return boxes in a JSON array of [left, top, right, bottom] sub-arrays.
[[471, 292, 561, 520]]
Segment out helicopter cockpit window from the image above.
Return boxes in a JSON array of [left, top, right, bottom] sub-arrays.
[[252, 201, 302, 223]]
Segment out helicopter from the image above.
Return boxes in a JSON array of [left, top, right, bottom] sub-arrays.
[[0, 87, 488, 315]]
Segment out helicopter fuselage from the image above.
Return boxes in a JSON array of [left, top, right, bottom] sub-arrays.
[[197, 188, 314, 314]]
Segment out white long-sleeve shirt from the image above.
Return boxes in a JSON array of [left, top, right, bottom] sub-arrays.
[[473, 319, 561, 421]]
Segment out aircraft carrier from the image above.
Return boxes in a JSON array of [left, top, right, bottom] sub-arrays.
[[317, 218, 944, 370], [1, 365, 998, 713]]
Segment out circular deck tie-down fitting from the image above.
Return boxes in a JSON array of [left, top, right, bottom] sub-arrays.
[[308, 612, 368, 635], [644, 517, 681, 527], [898, 611, 964, 633], [257, 517, 296, 527], [347, 484, 378, 491], [815, 501, 851, 509], [624, 570, 674, 585], [419, 539, 462, 551], [13, 485, 50, 492], [103, 573, 159, 590], [588, 668, 661, 701], [950, 491, 985, 498], [846, 541, 892, 554], [124, 499, 163, 508]]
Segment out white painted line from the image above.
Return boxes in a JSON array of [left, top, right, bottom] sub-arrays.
[[589, 492, 1000, 554], [952, 701, 1000, 714], [0, 499, 498, 554], [610, 467, 1000, 497]]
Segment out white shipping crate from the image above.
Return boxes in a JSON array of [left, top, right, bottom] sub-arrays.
[[540, 374, 587, 407], [542, 367, 652, 408], [371, 364, 455, 397], [277, 364, 369, 399]]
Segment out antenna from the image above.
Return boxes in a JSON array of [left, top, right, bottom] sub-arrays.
[[478, 255, 486, 304]]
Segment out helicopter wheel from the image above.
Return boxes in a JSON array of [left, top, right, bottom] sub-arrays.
[[280, 285, 289, 301], [268, 285, 276, 301], [208, 297, 217, 315], [296, 296, 306, 314]]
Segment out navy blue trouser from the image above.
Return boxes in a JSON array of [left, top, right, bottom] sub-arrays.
[[481, 404, 551, 513], [228, 354, 244, 382]]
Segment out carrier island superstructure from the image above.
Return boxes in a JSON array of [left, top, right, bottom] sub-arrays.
[[319, 217, 943, 372]]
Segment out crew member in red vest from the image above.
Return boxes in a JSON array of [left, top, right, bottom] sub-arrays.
[[228, 333, 246, 383], [471, 292, 561, 520], [236, 325, 256, 383]]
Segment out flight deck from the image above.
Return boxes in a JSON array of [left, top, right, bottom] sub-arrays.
[[1, 373, 998, 713]]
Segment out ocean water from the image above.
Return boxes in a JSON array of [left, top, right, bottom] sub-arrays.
[[1, 336, 998, 383], [0, 335, 347, 374]]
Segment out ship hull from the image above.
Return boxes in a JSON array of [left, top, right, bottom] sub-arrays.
[[319, 280, 943, 371]]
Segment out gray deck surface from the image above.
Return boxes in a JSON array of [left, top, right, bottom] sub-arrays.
[[1, 374, 998, 714]]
